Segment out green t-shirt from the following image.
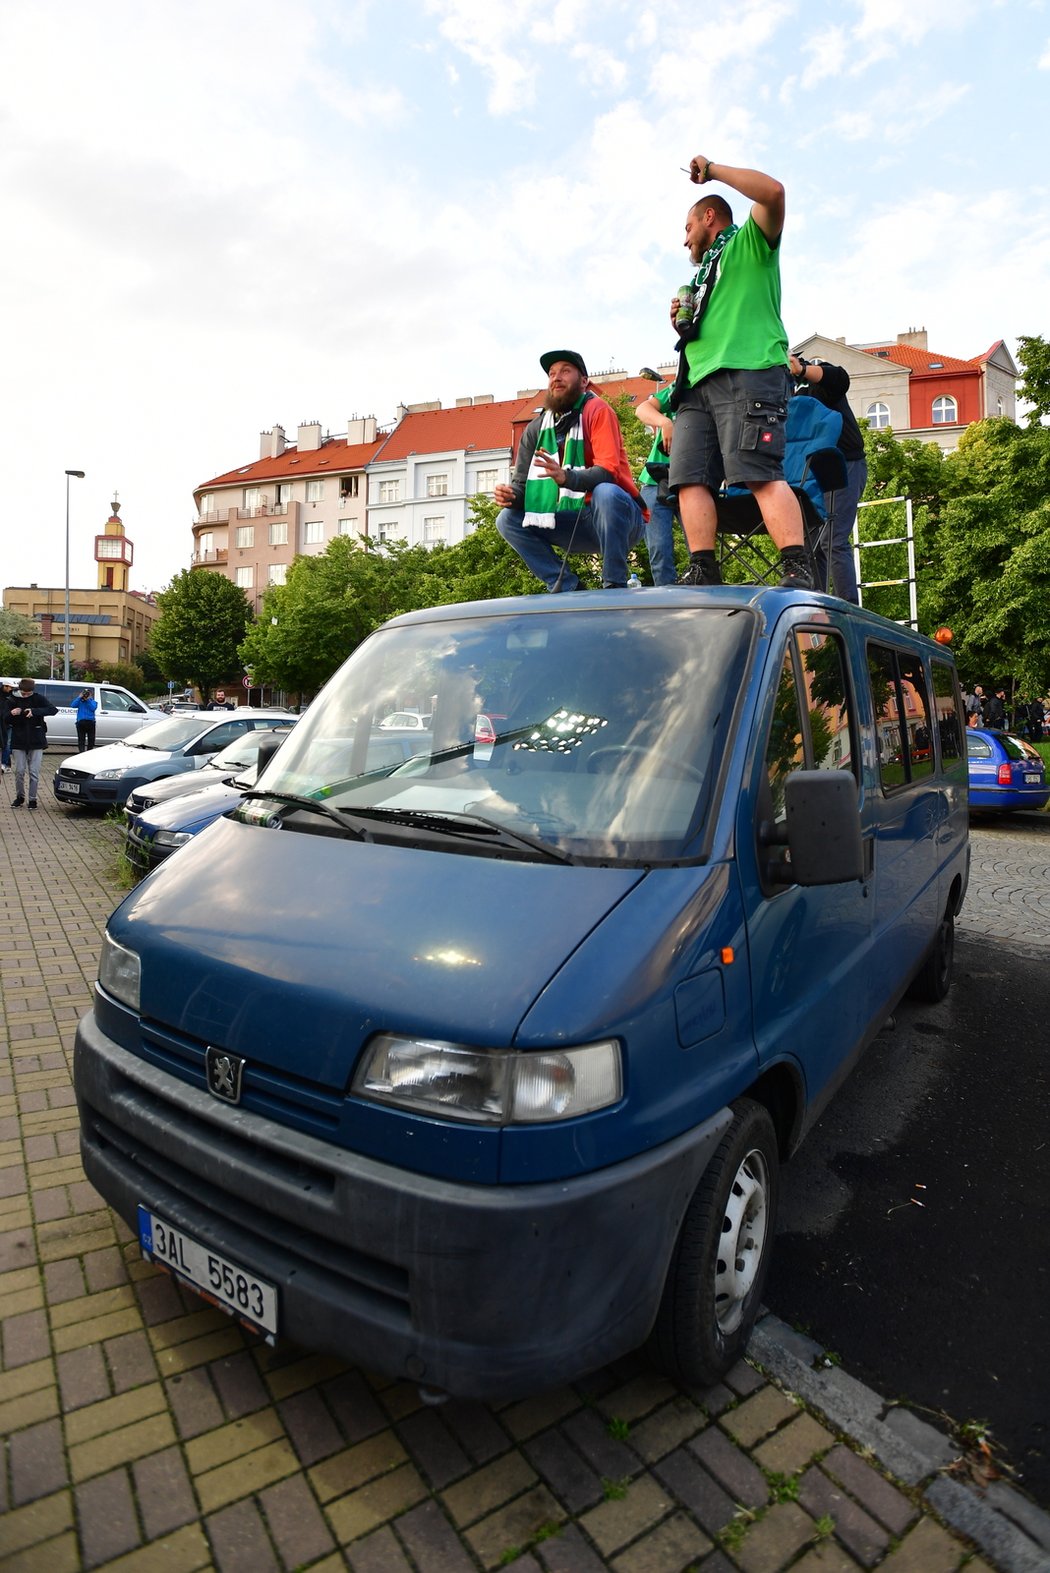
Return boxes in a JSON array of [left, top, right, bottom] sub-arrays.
[[684, 215, 788, 385], [638, 385, 674, 487]]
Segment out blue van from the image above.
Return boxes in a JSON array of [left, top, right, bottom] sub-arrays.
[[74, 587, 968, 1400]]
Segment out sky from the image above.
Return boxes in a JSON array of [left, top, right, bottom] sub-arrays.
[[2, 0, 1048, 596]]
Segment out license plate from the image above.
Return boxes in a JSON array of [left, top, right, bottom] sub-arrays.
[[1024, 773, 1041, 784], [137, 1205, 277, 1340], [57, 780, 80, 795]]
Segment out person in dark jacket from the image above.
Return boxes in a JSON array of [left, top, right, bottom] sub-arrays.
[[4, 678, 58, 808], [789, 354, 867, 603], [983, 689, 1006, 729]]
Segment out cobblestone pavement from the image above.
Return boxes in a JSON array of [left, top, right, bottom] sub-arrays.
[[2, 757, 1048, 1572]]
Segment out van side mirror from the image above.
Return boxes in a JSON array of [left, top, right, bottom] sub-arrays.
[[783, 770, 864, 885]]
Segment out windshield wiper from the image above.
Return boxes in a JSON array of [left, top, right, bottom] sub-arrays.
[[343, 807, 575, 863], [240, 788, 370, 839]]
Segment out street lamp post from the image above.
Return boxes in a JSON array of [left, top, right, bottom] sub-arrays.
[[64, 469, 85, 681]]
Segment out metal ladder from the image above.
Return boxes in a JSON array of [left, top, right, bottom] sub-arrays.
[[854, 495, 917, 628]]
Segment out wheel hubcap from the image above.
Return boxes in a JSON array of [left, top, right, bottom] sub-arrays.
[[714, 1148, 769, 1334]]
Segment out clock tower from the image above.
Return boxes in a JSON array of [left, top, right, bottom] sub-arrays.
[[95, 492, 134, 590]]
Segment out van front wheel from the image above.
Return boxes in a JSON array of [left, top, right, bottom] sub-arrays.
[[647, 1099, 779, 1389], [907, 907, 954, 1003]]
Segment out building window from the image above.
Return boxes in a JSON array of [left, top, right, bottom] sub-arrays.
[[269, 521, 287, 545], [423, 516, 447, 544], [200, 494, 216, 515], [378, 479, 400, 503], [997, 396, 1005, 416], [932, 395, 957, 425], [276, 482, 291, 505], [866, 402, 891, 430], [338, 519, 355, 536], [426, 474, 449, 498], [375, 524, 389, 544], [340, 475, 359, 499], [474, 468, 499, 493], [234, 566, 253, 588], [243, 487, 261, 512], [235, 525, 254, 548], [303, 520, 324, 545], [268, 564, 287, 585], [306, 479, 324, 502], [198, 532, 214, 555]]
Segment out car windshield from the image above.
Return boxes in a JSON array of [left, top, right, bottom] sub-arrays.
[[206, 729, 288, 772], [122, 716, 214, 750], [246, 605, 753, 862]]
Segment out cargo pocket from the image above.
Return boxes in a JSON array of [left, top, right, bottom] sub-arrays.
[[739, 395, 788, 457]]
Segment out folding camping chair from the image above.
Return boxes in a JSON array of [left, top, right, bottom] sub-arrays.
[[714, 394, 848, 590]]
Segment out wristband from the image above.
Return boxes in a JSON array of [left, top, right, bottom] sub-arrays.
[[700, 160, 712, 183]]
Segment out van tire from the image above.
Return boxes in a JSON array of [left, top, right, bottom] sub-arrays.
[[647, 1099, 779, 1390], [907, 907, 954, 1003]]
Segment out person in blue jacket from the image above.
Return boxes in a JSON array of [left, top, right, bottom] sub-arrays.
[[74, 688, 98, 752]]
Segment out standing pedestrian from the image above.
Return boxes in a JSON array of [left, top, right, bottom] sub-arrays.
[[3, 678, 57, 809], [74, 687, 98, 752], [0, 681, 14, 772]]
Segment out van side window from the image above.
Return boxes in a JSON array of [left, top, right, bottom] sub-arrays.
[[102, 689, 139, 713], [931, 660, 965, 773], [796, 631, 856, 778], [763, 630, 856, 828], [39, 682, 79, 707], [764, 645, 806, 824], [868, 644, 934, 787]]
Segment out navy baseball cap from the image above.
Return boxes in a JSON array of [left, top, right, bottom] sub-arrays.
[[540, 350, 588, 377]]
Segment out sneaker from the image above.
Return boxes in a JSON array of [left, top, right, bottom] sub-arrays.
[[27, 800, 38, 810], [12, 795, 24, 807], [676, 559, 723, 587], [777, 555, 814, 591]]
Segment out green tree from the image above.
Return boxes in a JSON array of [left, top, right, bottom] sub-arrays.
[[0, 609, 49, 674], [150, 571, 253, 702], [0, 640, 30, 677], [1017, 334, 1050, 424], [72, 659, 146, 691]]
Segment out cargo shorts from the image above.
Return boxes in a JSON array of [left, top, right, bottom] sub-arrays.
[[669, 366, 793, 491]]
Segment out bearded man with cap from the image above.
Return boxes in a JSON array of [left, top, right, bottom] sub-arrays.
[[495, 351, 646, 591]]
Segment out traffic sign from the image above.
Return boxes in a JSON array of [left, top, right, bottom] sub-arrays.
[[242, 676, 251, 688]]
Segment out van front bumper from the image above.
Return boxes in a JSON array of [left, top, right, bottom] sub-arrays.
[[75, 1009, 731, 1400]]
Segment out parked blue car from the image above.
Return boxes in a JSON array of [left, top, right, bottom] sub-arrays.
[[75, 588, 969, 1401], [966, 727, 1049, 813]]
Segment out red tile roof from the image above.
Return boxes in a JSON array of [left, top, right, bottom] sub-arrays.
[[196, 436, 387, 493], [860, 344, 979, 376]]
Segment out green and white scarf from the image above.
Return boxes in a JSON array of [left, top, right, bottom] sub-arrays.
[[678, 222, 739, 341], [523, 400, 587, 529]]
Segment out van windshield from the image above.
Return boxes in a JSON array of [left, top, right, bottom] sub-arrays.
[[250, 606, 753, 862]]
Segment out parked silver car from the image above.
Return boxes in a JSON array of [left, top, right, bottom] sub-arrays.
[[53, 710, 295, 807]]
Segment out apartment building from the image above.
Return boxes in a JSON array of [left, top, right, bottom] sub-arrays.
[[793, 329, 1018, 452], [192, 418, 385, 613]]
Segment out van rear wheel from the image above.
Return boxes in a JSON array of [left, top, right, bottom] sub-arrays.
[[647, 1099, 779, 1389], [907, 907, 954, 1003]]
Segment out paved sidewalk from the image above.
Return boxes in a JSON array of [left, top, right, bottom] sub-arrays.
[[2, 758, 1048, 1572]]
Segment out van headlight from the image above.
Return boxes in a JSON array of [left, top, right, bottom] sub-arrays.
[[352, 1035, 622, 1124], [98, 933, 141, 1011]]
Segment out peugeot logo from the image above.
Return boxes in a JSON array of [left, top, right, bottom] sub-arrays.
[[206, 1047, 246, 1104]]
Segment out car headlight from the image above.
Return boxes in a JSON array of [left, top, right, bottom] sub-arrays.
[[96, 768, 128, 780], [98, 933, 141, 1011], [153, 830, 193, 848], [352, 1034, 622, 1124]]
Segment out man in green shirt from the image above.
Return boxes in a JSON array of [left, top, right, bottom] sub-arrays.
[[635, 383, 679, 585], [668, 155, 810, 590]]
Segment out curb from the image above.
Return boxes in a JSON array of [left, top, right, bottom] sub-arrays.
[[751, 1311, 1050, 1572]]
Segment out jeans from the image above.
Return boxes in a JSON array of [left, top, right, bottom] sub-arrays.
[[0, 722, 10, 768], [639, 485, 679, 585], [13, 748, 43, 802], [497, 482, 645, 591], [812, 455, 867, 604]]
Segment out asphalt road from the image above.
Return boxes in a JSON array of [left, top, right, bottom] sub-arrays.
[[766, 814, 1050, 1510]]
